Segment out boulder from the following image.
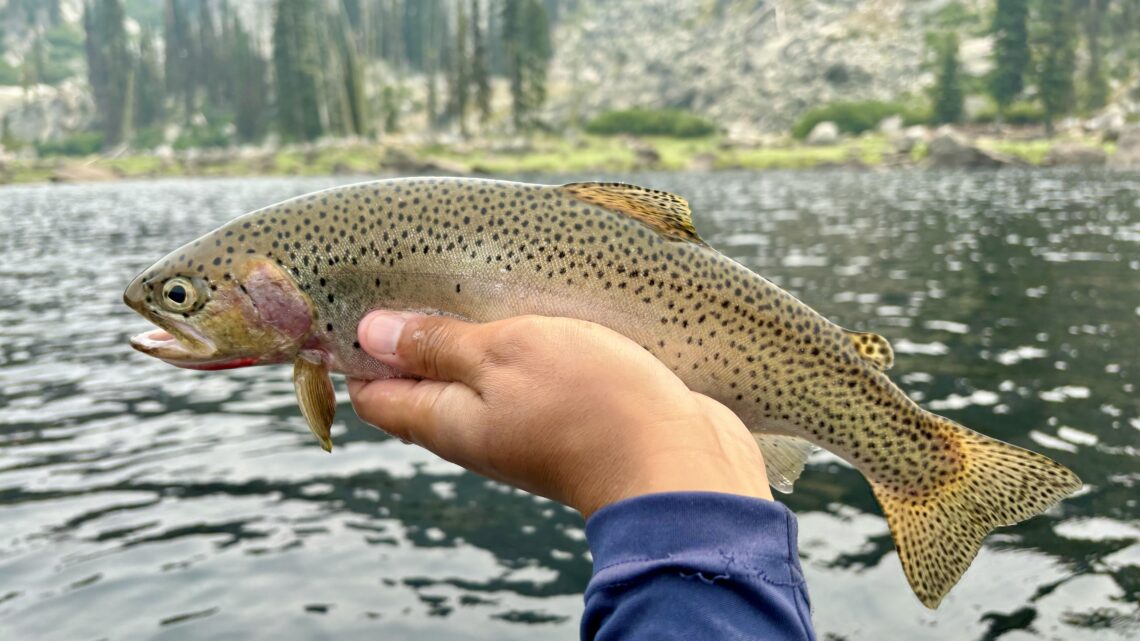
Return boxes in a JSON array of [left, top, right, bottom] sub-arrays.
[[1108, 125, 1140, 169], [806, 121, 840, 145], [1084, 107, 1126, 142], [1043, 142, 1107, 167], [925, 130, 1023, 169], [878, 114, 903, 135]]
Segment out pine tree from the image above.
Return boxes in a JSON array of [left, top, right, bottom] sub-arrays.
[[472, 0, 492, 123], [134, 28, 166, 132], [502, 0, 552, 130], [449, 0, 471, 133], [198, 0, 221, 107], [84, 0, 132, 147], [1080, 0, 1108, 110], [273, 0, 324, 141], [521, 0, 551, 122], [931, 32, 964, 124], [1036, 0, 1077, 136], [231, 13, 267, 142], [164, 0, 195, 122], [990, 0, 1029, 118]]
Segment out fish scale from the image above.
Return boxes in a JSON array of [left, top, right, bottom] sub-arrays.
[[125, 177, 1081, 609]]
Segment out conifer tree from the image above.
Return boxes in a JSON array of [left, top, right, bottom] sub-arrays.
[[931, 32, 964, 124], [1036, 0, 1077, 136], [273, 0, 324, 141], [231, 13, 267, 142], [1080, 0, 1108, 110], [450, 0, 471, 133], [134, 28, 166, 132], [990, 0, 1029, 118], [84, 0, 132, 146], [472, 0, 492, 123]]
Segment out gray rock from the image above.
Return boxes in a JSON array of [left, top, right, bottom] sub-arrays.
[[1108, 125, 1140, 168], [878, 115, 904, 135], [806, 121, 840, 146], [925, 130, 1023, 169], [1043, 142, 1107, 167]]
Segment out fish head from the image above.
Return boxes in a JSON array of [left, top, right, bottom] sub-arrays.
[[124, 231, 315, 371]]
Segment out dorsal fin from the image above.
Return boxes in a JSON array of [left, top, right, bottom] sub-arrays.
[[560, 182, 704, 244], [844, 329, 894, 371]]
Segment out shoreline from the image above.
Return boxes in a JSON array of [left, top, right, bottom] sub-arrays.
[[0, 132, 1121, 185]]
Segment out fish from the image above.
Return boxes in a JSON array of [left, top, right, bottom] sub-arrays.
[[124, 177, 1081, 608]]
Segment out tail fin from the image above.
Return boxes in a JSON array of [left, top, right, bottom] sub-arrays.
[[870, 416, 1081, 609]]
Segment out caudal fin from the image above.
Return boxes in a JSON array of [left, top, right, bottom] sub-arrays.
[[870, 416, 1081, 609]]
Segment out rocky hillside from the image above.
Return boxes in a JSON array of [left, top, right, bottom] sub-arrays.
[[547, 0, 996, 136]]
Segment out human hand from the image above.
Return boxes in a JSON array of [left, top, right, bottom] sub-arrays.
[[346, 313, 773, 517]]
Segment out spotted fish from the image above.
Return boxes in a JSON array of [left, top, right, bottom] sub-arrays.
[[124, 178, 1081, 608]]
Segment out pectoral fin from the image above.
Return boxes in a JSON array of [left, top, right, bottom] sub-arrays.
[[293, 356, 336, 452]]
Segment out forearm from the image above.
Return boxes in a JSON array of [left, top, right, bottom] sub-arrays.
[[582, 492, 816, 641]]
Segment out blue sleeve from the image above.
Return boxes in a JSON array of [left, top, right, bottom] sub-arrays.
[[581, 492, 816, 641]]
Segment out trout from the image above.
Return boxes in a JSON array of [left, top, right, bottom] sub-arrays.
[[124, 178, 1081, 608]]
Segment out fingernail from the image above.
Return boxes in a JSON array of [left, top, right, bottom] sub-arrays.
[[361, 311, 407, 355]]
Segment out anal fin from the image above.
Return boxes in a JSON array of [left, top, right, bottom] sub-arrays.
[[754, 435, 818, 494], [293, 356, 337, 452]]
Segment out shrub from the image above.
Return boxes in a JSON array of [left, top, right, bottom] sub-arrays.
[[173, 123, 230, 150], [792, 100, 910, 139], [36, 132, 105, 156], [585, 108, 717, 138], [1003, 100, 1044, 124], [133, 125, 165, 150]]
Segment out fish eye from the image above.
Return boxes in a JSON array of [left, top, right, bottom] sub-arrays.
[[161, 278, 198, 312]]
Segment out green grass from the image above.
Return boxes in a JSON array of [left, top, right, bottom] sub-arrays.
[[0, 132, 1119, 186]]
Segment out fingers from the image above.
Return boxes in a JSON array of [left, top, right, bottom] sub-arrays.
[[347, 377, 485, 464], [358, 312, 486, 385]]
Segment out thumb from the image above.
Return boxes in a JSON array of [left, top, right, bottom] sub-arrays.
[[358, 311, 487, 385]]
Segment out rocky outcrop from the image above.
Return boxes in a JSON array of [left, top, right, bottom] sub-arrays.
[[0, 79, 94, 144], [1108, 125, 1140, 169], [1043, 142, 1107, 167], [925, 130, 1024, 169]]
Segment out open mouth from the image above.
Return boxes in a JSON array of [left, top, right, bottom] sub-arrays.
[[129, 325, 260, 371], [129, 313, 233, 365]]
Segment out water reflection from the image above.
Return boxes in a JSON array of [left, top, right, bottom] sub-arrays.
[[0, 170, 1136, 640]]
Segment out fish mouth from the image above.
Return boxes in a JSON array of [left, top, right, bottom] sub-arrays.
[[129, 324, 222, 367]]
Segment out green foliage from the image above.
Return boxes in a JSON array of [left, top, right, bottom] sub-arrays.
[[132, 125, 164, 149], [965, 98, 1043, 124], [930, 32, 964, 124], [989, 0, 1030, 110], [585, 108, 717, 138], [791, 101, 913, 139], [36, 131, 104, 156], [173, 121, 231, 150]]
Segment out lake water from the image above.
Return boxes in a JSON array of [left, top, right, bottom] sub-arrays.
[[0, 170, 1137, 641]]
